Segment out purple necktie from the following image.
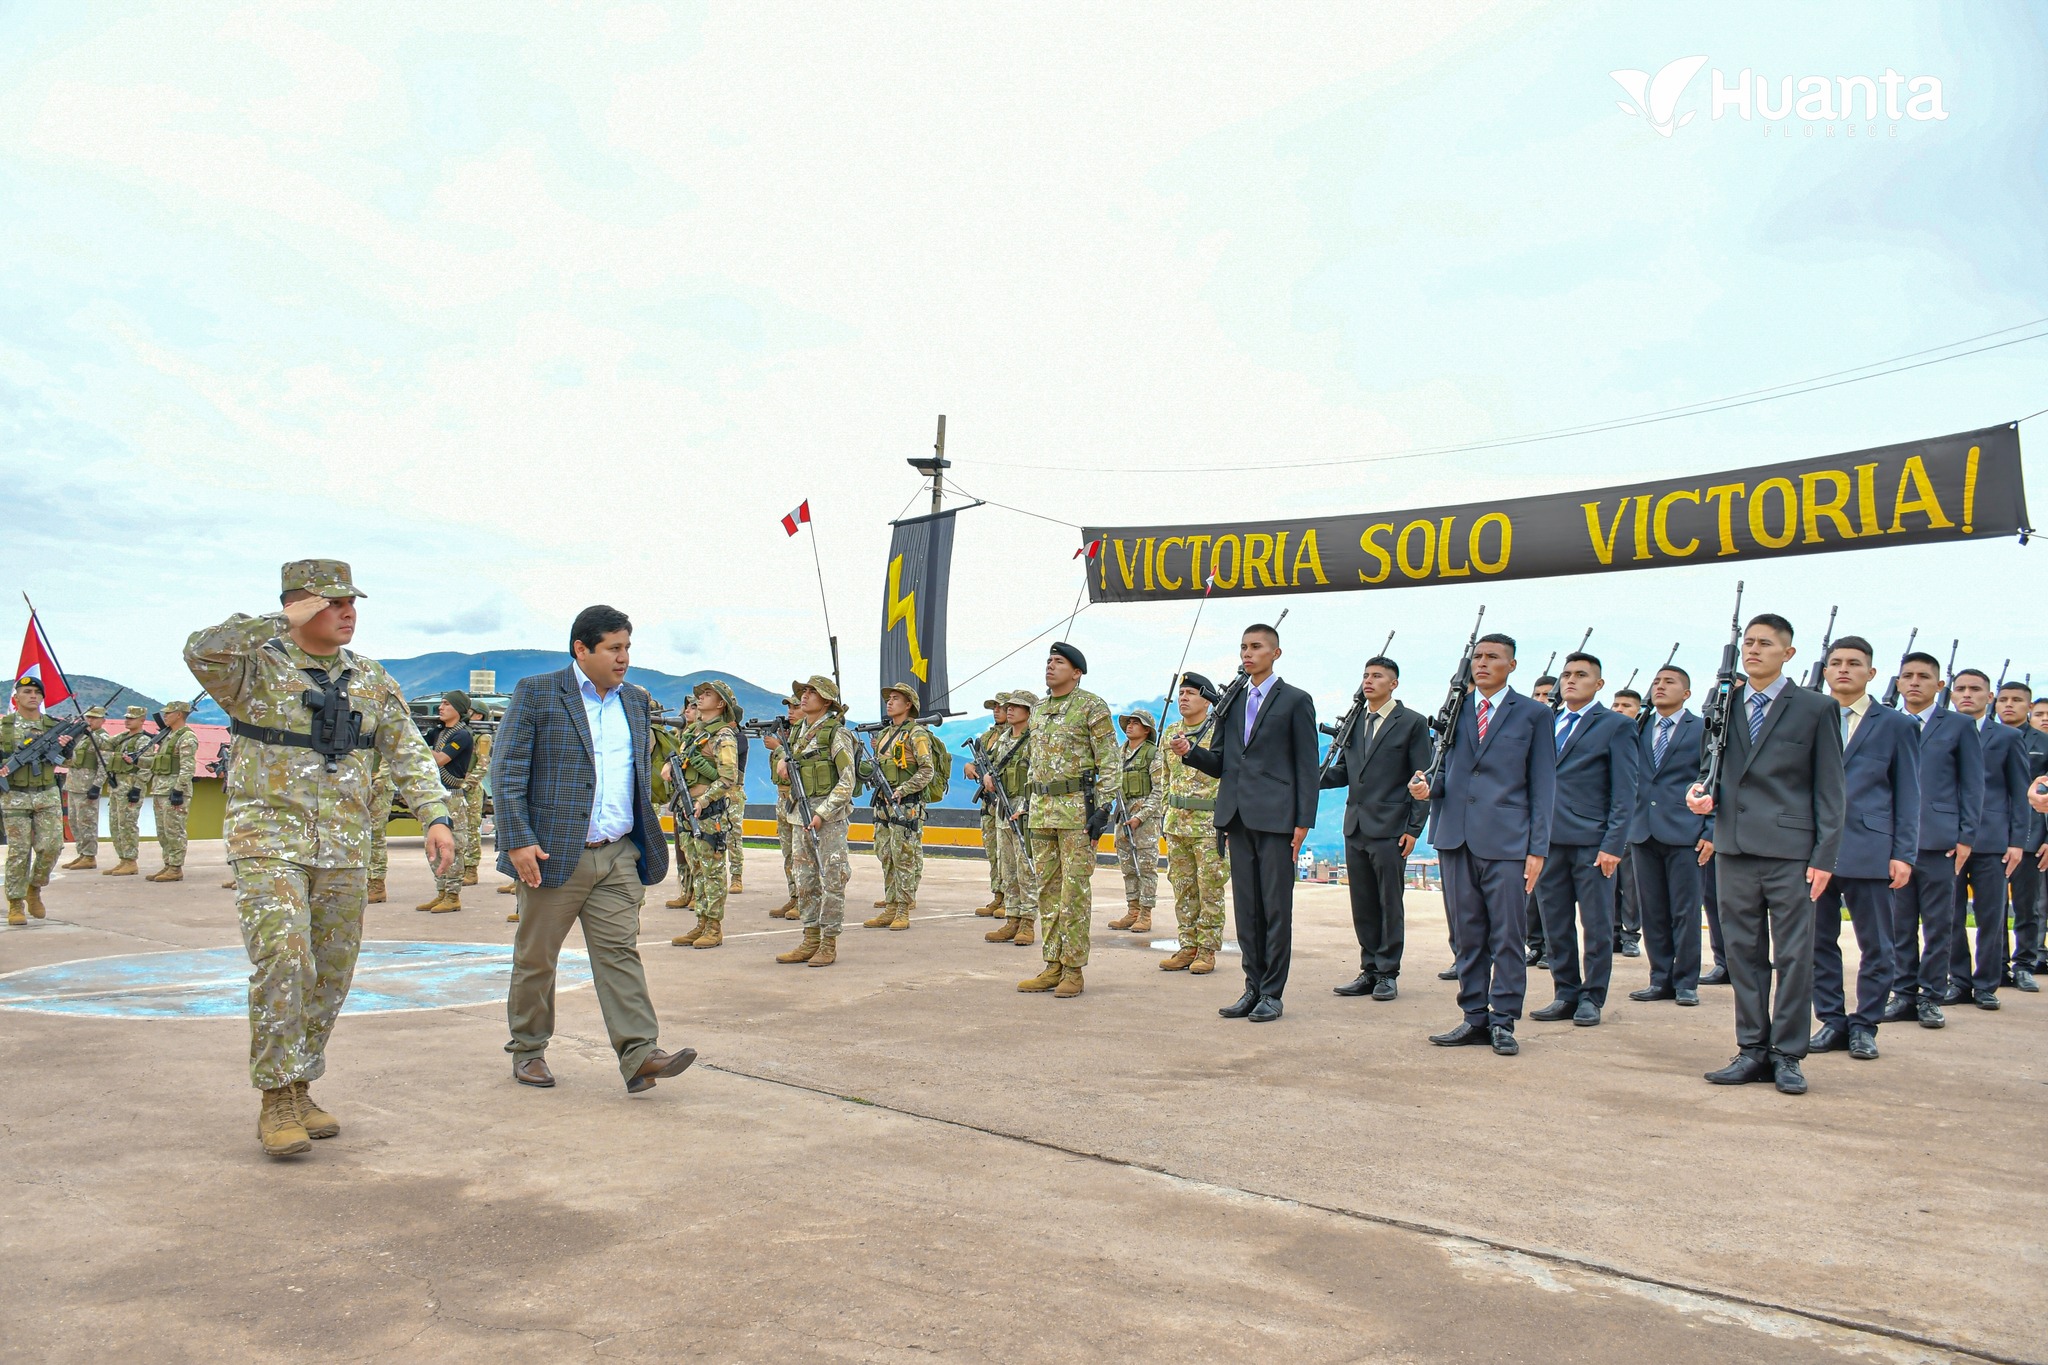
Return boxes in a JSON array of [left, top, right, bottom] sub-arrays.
[[1244, 685, 1260, 742]]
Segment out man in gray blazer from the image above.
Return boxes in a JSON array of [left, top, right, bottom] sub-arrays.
[[494, 605, 696, 1094], [1689, 613, 1845, 1095]]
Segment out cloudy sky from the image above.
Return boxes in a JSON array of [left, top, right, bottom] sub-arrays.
[[5, 1, 2045, 713]]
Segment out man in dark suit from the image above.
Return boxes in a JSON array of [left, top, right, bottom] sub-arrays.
[[1689, 613, 1845, 1096], [1882, 653, 1981, 1030], [1411, 632, 1556, 1056], [1319, 654, 1431, 1001], [1996, 684, 2048, 992], [1530, 652, 1639, 1028], [1948, 669, 2028, 1009], [1627, 665, 1712, 1007], [494, 604, 696, 1094], [1809, 636, 1917, 1062], [1175, 623, 1319, 1023]]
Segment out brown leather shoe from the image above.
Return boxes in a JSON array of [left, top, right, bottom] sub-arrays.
[[626, 1047, 698, 1093], [514, 1056, 555, 1088]]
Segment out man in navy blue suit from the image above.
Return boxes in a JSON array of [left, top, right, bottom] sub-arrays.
[[1882, 653, 1981, 1030], [1410, 632, 1556, 1056], [1809, 637, 1917, 1062], [1530, 652, 1639, 1028], [1948, 669, 2029, 1009], [1626, 665, 1713, 1007]]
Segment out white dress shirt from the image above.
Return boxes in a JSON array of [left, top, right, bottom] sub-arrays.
[[580, 674, 637, 843]]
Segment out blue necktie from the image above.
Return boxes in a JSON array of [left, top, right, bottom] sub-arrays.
[[1840, 706, 1854, 744], [1748, 692, 1768, 743], [1653, 716, 1673, 766], [1555, 711, 1580, 755]]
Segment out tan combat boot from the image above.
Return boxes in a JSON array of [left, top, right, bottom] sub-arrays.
[[461, 869, 478, 886], [366, 879, 386, 904], [1159, 945, 1197, 971], [221, 878, 235, 890], [1108, 900, 1139, 931], [1190, 949, 1216, 975], [774, 896, 798, 917], [777, 927, 821, 964], [1054, 966, 1085, 998], [258, 1087, 311, 1157], [985, 917, 1020, 943], [889, 900, 912, 931], [415, 891, 443, 911], [808, 934, 839, 967], [26, 886, 45, 919], [1018, 961, 1063, 993], [506, 909, 520, 923], [147, 866, 184, 883], [291, 1080, 339, 1139], [729, 877, 743, 895], [1129, 907, 1152, 934], [975, 896, 1003, 918], [62, 854, 93, 870], [872, 897, 889, 908], [104, 859, 138, 877], [672, 915, 705, 947], [693, 919, 724, 949], [498, 881, 517, 895], [862, 902, 895, 929], [1013, 918, 1037, 946], [6, 902, 24, 927], [432, 892, 462, 913]]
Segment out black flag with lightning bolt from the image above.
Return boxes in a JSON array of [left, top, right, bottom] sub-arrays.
[[879, 509, 958, 716]]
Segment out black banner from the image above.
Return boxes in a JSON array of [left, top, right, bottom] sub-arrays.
[[1084, 423, 2026, 603], [879, 509, 957, 715]]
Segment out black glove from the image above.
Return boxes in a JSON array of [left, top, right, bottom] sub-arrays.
[[127, 787, 143, 805], [169, 789, 185, 807], [87, 784, 102, 800]]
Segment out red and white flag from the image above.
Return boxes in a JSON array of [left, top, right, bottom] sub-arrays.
[[15, 612, 71, 707], [781, 500, 812, 537], [1073, 539, 1101, 560]]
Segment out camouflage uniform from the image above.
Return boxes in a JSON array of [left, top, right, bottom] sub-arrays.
[[679, 685, 742, 927], [64, 707, 108, 862], [1112, 722, 1163, 913], [148, 710, 200, 871], [428, 712, 475, 898], [366, 757, 393, 883], [1155, 713, 1229, 955], [1026, 684, 1119, 970], [102, 714, 152, 865], [1, 709, 64, 907], [726, 726, 748, 890], [868, 686, 935, 922], [184, 561, 452, 1093], [785, 684, 857, 939], [462, 725, 491, 875], [985, 699, 1038, 927], [972, 706, 1005, 912]]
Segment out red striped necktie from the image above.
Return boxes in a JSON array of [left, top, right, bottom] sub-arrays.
[[1476, 696, 1492, 743]]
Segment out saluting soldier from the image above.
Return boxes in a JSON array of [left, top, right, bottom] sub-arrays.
[[1154, 673, 1229, 974], [60, 704, 108, 870], [101, 706, 151, 877], [2, 676, 66, 924], [671, 680, 742, 949], [1108, 712, 1164, 934], [185, 558, 455, 1158], [767, 675, 857, 966], [864, 682, 936, 931], [145, 699, 199, 882], [978, 690, 1039, 946], [1020, 644, 1119, 999]]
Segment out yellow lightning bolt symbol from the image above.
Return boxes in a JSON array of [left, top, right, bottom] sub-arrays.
[[885, 554, 928, 683]]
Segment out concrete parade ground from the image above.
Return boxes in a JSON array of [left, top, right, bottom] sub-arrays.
[[2, 841, 2043, 1364]]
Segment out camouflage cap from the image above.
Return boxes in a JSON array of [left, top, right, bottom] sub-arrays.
[[1002, 690, 1040, 710], [881, 681, 921, 715], [1119, 711, 1156, 735], [801, 674, 844, 710], [983, 697, 1001, 711], [281, 558, 366, 599], [694, 679, 744, 726], [124, 705, 147, 720], [84, 705, 107, 719], [162, 699, 194, 716]]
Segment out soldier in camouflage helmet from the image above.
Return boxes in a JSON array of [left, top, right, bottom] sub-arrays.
[[1109, 711, 1163, 934], [979, 691, 1040, 946], [965, 697, 1007, 918], [60, 705, 109, 870], [1, 676, 65, 924], [185, 558, 456, 1159], [863, 681, 936, 931], [664, 694, 701, 911], [766, 674, 857, 966], [145, 699, 199, 882], [671, 680, 742, 949], [100, 706, 151, 876], [1154, 673, 1230, 974], [1020, 644, 1120, 998]]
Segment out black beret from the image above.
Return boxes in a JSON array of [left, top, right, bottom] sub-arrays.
[[1178, 671, 1220, 704], [1049, 641, 1086, 672]]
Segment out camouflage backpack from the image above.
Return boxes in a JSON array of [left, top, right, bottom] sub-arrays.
[[920, 727, 952, 805]]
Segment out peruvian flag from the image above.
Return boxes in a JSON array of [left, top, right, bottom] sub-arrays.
[[16, 612, 71, 707], [1073, 539, 1101, 560], [781, 500, 812, 536]]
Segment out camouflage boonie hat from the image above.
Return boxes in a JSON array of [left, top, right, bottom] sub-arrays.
[[1119, 711, 1156, 735], [281, 558, 365, 598], [694, 679, 744, 727], [1002, 690, 1040, 710], [881, 681, 921, 715], [786, 681, 805, 707], [124, 705, 147, 720], [162, 699, 194, 716], [801, 674, 844, 710], [85, 705, 107, 719], [983, 697, 1001, 711]]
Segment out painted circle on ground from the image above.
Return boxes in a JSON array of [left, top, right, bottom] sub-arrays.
[[0, 941, 590, 1019]]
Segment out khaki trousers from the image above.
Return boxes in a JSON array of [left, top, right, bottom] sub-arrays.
[[505, 839, 658, 1083]]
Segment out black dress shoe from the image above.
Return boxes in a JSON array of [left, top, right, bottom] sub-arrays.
[[1489, 1026, 1519, 1055], [1880, 993, 1916, 1023], [1975, 991, 2000, 1011], [1699, 964, 1730, 986], [1773, 1057, 1807, 1095], [1629, 985, 1675, 1002], [1436, 966, 1459, 981], [1572, 999, 1601, 1026], [1248, 997, 1283, 1023], [2016, 969, 2039, 993], [1809, 1024, 1847, 1053], [1430, 1020, 1490, 1046], [1917, 999, 1945, 1029], [1941, 983, 1967, 1006], [1333, 972, 1374, 997], [1619, 941, 1642, 959], [1674, 988, 1699, 1006], [1372, 978, 1398, 1002], [1219, 988, 1259, 1019], [1530, 997, 1575, 1022], [1533, 956, 1552, 972], [1524, 946, 1543, 966], [1705, 1054, 1770, 1085], [1848, 1028, 1879, 1060]]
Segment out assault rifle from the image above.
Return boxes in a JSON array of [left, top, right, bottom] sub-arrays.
[[1804, 605, 1838, 691], [1636, 642, 1681, 731], [849, 716, 941, 822], [1934, 639, 1960, 714], [107, 690, 210, 801], [1544, 629, 1593, 713], [666, 752, 708, 844], [0, 716, 89, 793], [1317, 630, 1396, 783], [1421, 606, 1486, 789], [1692, 581, 1745, 804], [983, 727, 1036, 878], [1880, 628, 1919, 708], [776, 725, 831, 881]]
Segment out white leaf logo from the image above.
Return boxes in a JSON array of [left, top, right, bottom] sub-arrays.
[[1610, 55, 1709, 136]]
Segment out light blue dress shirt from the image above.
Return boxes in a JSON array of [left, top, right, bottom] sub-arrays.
[[580, 674, 637, 843]]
